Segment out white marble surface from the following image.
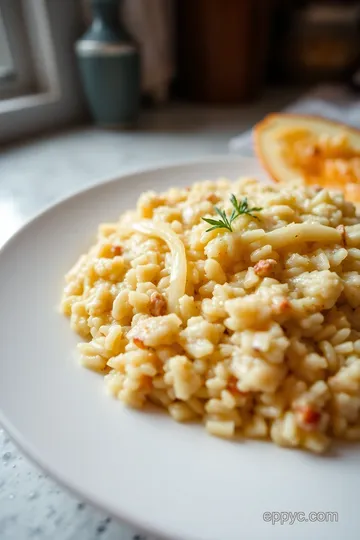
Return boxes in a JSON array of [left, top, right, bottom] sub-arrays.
[[0, 93, 300, 540]]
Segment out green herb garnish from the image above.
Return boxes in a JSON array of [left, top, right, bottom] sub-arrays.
[[202, 194, 263, 232]]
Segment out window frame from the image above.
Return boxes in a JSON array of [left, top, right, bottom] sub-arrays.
[[0, 0, 37, 100], [0, 0, 85, 144]]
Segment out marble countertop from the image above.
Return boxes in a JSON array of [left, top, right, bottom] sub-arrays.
[[0, 93, 300, 540]]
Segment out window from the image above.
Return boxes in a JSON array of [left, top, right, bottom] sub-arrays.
[[0, 0, 85, 144], [0, 1, 37, 101]]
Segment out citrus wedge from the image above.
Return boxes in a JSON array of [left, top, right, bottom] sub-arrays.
[[254, 113, 360, 203]]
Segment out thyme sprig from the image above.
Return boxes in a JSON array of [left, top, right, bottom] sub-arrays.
[[202, 194, 263, 232]]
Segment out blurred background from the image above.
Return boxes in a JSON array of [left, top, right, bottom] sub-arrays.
[[1, 0, 360, 144]]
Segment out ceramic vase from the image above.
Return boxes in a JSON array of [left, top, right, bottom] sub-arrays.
[[76, 0, 140, 127]]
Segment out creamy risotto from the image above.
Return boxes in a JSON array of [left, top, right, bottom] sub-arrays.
[[61, 177, 360, 453]]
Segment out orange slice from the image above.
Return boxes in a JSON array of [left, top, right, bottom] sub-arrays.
[[254, 113, 360, 203]]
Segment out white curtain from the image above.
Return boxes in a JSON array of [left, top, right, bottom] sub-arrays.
[[122, 0, 174, 102]]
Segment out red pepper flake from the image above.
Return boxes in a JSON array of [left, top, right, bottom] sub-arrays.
[[272, 298, 291, 315], [205, 193, 218, 203], [149, 291, 167, 317], [133, 337, 147, 349], [228, 376, 248, 396], [110, 245, 123, 257], [253, 259, 277, 277], [295, 405, 321, 431]]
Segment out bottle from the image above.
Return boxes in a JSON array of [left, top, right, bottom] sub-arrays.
[[75, 0, 140, 127]]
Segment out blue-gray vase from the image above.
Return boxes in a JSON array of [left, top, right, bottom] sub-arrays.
[[76, 0, 140, 127]]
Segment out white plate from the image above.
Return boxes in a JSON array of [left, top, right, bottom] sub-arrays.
[[0, 157, 358, 540]]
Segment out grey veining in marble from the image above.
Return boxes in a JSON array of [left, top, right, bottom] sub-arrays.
[[0, 94, 301, 540]]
